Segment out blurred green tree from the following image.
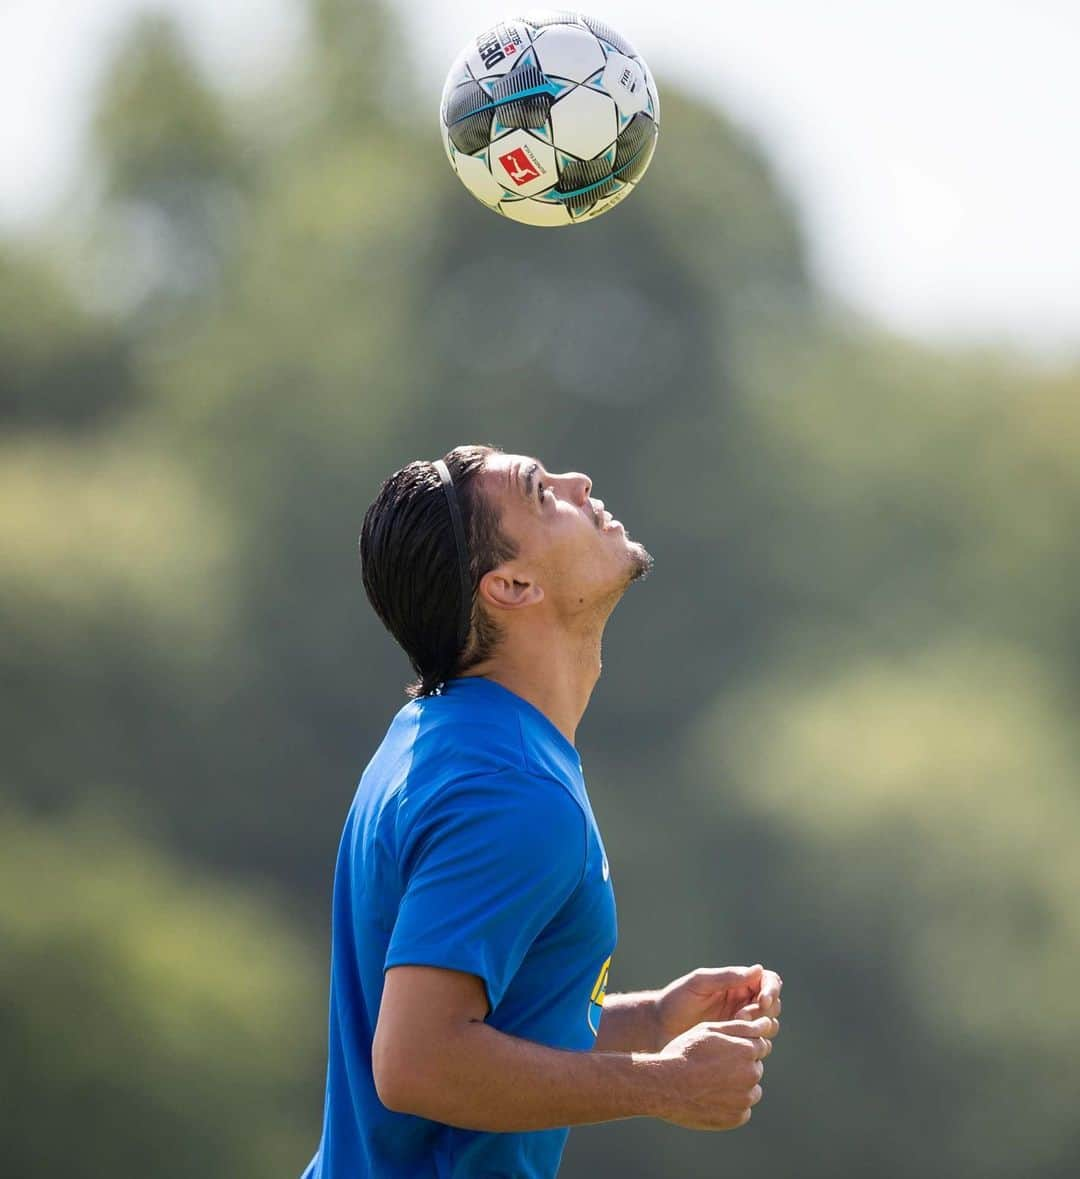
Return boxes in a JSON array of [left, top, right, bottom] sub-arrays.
[[0, 807, 323, 1177], [92, 12, 249, 305], [0, 246, 131, 427]]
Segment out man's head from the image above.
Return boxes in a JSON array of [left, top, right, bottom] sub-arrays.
[[360, 444, 652, 697]]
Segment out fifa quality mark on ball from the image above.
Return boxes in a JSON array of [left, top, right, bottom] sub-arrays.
[[439, 11, 660, 228]]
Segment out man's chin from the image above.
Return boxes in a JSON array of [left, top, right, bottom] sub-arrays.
[[625, 539, 654, 584]]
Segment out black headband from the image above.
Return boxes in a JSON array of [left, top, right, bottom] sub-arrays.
[[433, 459, 472, 653]]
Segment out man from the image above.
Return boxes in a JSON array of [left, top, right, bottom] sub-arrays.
[[302, 444, 782, 1178]]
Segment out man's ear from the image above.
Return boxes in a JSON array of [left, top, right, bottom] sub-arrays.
[[478, 566, 545, 611]]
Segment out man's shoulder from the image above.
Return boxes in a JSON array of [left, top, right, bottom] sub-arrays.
[[358, 688, 587, 833], [354, 696, 527, 815]]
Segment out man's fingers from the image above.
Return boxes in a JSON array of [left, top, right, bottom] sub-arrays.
[[724, 1035, 770, 1060], [692, 964, 764, 990], [758, 969, 783, 1007], [740, 1023, 778, 1051], [713, 1016, 779, 1039], [709, 1017, 771, 1036], [736, 996, 781, 1020], [704, 1023, 776, 1060]]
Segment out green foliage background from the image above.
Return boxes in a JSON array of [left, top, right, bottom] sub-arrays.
[[2, 2, 1077, 1174]]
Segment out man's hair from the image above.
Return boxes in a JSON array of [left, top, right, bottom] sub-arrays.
[[360, 444, 518, 698]]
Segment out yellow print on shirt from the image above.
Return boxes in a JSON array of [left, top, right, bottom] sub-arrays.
[[588, 956, 611, 1036]]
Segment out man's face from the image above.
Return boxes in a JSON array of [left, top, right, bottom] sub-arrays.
[[477, 452, 652, 623]]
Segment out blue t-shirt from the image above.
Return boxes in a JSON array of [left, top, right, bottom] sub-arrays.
[[301, 675, 618, 1179]]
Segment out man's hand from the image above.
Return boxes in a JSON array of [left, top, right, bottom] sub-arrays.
[[657, 1016, 775, 1131], [656, 964, 782, 1045]]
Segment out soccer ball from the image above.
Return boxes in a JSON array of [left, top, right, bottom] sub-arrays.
[[440, 10, 660, 227]]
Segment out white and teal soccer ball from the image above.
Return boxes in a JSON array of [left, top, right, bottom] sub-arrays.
[[440, 10, 660, 227]]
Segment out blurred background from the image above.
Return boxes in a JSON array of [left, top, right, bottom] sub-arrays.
[[2, 1, 1078, 1175]]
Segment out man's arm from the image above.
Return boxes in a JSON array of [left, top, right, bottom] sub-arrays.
[[593, 991, 664, 1053], [373, 965, 772, 1133]]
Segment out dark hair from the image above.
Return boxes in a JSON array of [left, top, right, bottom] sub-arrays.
[[360, 444, 518, 697]]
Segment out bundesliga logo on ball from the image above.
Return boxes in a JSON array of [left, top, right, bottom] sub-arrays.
[[440, 10, 660, 227]]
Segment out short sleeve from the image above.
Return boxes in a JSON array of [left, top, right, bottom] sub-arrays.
[[383, 771, 587, 1012]]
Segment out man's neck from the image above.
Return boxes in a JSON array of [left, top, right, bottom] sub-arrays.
[[466, 628, 604, 748]]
